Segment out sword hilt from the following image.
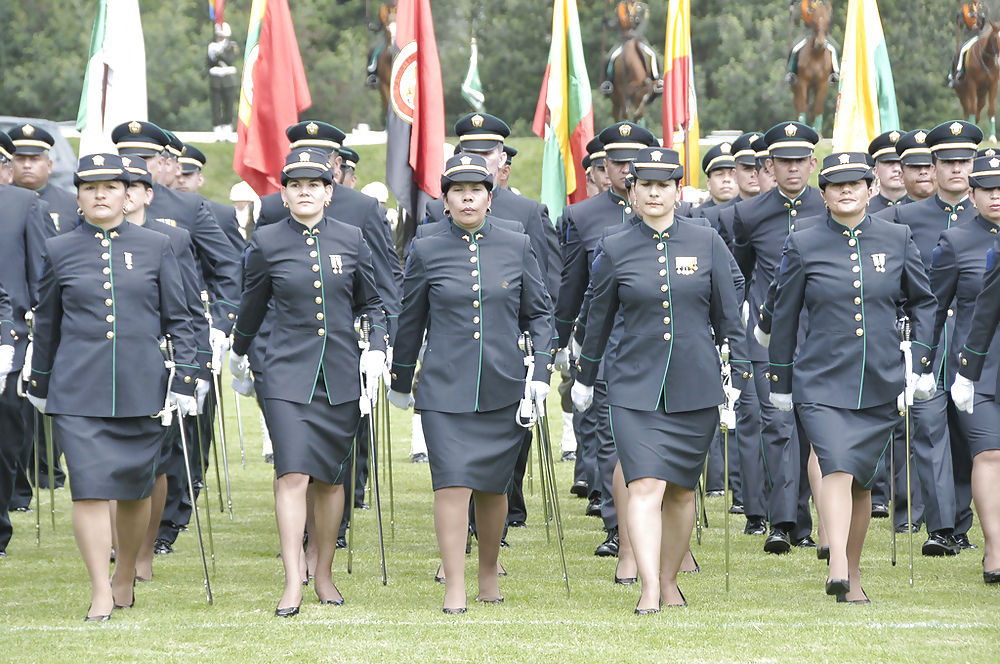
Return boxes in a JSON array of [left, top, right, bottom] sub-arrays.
[[360, 314, 371, 345], [200, 290, 214, 326]]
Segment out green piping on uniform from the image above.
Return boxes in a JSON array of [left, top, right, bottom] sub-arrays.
[[855, 229, 867, 410], [474, 239, 484, 412], [107, 230, 118, 417], [311, 230, 329, 404], [658, 234, 674, 409]]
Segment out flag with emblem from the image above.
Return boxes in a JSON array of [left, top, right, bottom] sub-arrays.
[[662, 0, 700, 187], [234, 0, 311, 195], [76, 0, 148, 156], [531, 0, 594, 219], [386, 0, 445, 222], [831, 0, 899, 151], [461, 38, 485, 112]]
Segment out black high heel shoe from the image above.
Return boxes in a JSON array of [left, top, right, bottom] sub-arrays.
[[634, 601, 660, 615], [316, 587, 345, 606], [275, 602, 301, 617], [836, 587, 870, 604], [983, 557, 1000, 584], [614, 562, 637, 585], [442, 607, 467, 614], [475, 595, 504, 604], [826, 578, 850, 596], [817, 545, 830, 561], [84, 605, 111, 623], [665, 588, 687, 608], [113, 579, 136, 610]]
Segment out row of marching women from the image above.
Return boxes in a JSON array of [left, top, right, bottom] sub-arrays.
[[3, 111, 1000, 624]]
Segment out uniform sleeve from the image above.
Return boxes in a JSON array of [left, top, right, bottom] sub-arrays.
[[359, 198, 402, 344], [0, 281, 12, 343], [353, 235, 388, 353], [175, 235, 213, 379], [192, 200, 242, 334], [389, 241, 430, 393], [554, 213, 589, 347], [711, 235, 750, 392], [768, 234, 805, 395], [901, 226, 938, 374], [25, 195, 49, 307], [731, 203, 756, 285], [542, 204, 562, 306], [958, 239, 1000, 381], [158, 242, 198, 395], [923, 232, 958, 371], [231, 238, 272, 357], [577, 241, 620, 386], [516, 236, 555, 383], [757, 275, 779, 335], [28, 253, 62, 399]]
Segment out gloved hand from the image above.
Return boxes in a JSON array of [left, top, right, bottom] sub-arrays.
[[195, 378, 211, 414], [530, 380, 550, 411], [719, 404, 737, 431], [229, 350, 250, 382], [553, 348, 570, 373], [360, 349, 386, 386], [169, 391, 198, 417], [388, 389, 414, 410], [769, 392, 793, 412], [951, 374, 975, 414], [913, 372, 937, 401], [571, 382, 594, 412], [20, 341, 32, 384], [26, 392, 46, 414], [571, 338, 582, 360], [753, 325, 771, 349], [0, 344, 14, 395], [209, 328, 231, 373], [897, 391, 907, 415], [385, 346, 393, 367], [231, 372, 255, 398]]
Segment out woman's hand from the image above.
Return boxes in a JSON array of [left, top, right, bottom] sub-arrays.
[[571, 383, 594, 412], [388, 389, 414, 410]]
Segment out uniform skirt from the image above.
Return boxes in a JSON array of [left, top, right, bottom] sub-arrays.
[[956, 394, 1000, 458], [54, 415, 162, 501], [263, 376, 360, 486], [421, 402, 522, 493], [609, 405, 719, 490], [795, 401, 897, 489]]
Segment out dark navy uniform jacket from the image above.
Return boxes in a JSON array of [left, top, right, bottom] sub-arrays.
[[426, 187, 561, 304], [768, 215, 936, 409], [205, 198, 245, 252], [415, 215, 524, 241], [28, 221, 198, 416], [554, 189, 634, 348], [390, 220, 553, 413], [733, 186, 826, 361], [0, 184, 50, 367], [867, 191, 908, 216], [578, 218, 750, 412], [753, 213, 825, 336], [233, 216, 387, 406], [259, 186, 401, 341], [147, 183, 242, 334], [36, 184, 79, 235], [695, 195, 740, 251], [882, 194, 976, 380], [0, 281, 12, 344]]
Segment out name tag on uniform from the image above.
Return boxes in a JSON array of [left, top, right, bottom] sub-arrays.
[[50, 212, 60, 232], [124, 252, 134, 270], [329, 254, 343, 274], [675, 256, 698, 275], [871, 253, 886, 272], [155, 218, 178, 227]]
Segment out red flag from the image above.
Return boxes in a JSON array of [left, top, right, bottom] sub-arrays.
[[662, 0, 692, 148], [234, 0, 311, 195], [386, 0, 444, 219]]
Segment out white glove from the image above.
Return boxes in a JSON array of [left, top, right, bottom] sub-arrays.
[[209, 328, 231, 373], [770, 392, 793, 412], [385, 346, 393, 367], [950, 374, 975, 414], [571, 337, 582, 360], [553, 348, 570, 373], [195, 378, 211, 414], [719, 404, 737, 431], [897, 391, 906, 415], [361, 349, 386, 386], [20, 341, 32, 383], [229, 350, 250, 381], [231, 372, 255, 398], [571, 382, 594, 412], [913, 372, 937, 401], [388, 389, 414, 410], [530, 380, 550, 411], [27, 392, 46, 414], [753, 325, 771, 349], [169, 391, 198, 417]]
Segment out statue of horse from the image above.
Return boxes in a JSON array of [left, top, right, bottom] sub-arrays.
[[610, 38, 656, 123], [789, 0, 836, 136], [955, 20, 1000, 141]]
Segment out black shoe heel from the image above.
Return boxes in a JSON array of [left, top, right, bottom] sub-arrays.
[[826, 578, 850, 596]]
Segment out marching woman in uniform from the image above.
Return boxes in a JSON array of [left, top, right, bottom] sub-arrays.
[[948, 157, 1000, 584], [230, 149, 387, 617], [768, 153, 936, 603], [573, 147, 749, 613], [388, 154, 553, 614], [26, 154, 199, 622]]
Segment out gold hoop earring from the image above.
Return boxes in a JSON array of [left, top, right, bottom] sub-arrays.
[[324, 200, 330, 207], [76, 207, 83, 216], [283, 201, 289, 208]]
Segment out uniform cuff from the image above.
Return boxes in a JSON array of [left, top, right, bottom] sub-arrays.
[[28, 369, 50, 398], [390, 362, 415, 394], [958, 347, 986, 382], [767, 363, 792, 395]]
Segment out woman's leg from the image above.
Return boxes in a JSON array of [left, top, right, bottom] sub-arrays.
[[472, 490, 507, 601], [808, 446, 826, 550], [820, 471, 854, 585], [311, 479, 345, 603], [627, 476, 667, 611], [844, 480, 871, 601], [972, 450, 1000, 572], [73, 500, 114, 618], [613, 462, 638, 580], [135, 473, 167, 581], [112, 497, 151, 606], [274, 472, 310, 610], [660, 483, 695, 606], [435, 486, 473, 611], [304, 483, 317, 583]]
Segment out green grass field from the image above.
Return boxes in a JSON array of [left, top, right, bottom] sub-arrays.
[[2, 375, 998, 664]]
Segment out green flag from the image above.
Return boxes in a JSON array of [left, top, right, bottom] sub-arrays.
[[461, 38, 485, 112]]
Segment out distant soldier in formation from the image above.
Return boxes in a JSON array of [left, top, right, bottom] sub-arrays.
[[207, 22, 240, 140]]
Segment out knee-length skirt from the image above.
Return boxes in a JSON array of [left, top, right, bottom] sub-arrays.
[[795, 401, 897, 489], [263, 376, 360, 486], [957, 394, 1000, 458], [54, 414, 162, 501], [421, 402, 523, 493], [609, 405, 720, 490]]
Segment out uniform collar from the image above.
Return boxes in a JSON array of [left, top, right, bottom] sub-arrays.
[[289, 216, 328, 235], [449, 218, 492, 242], [638, 217, 678, 240], [826, 213, 871, 236], [933, 193, 970, 212], [776, 186, 808, 206], [607, 189, 629, 206], [974, 214, 1000, 234], [84, 218, 127, 237]]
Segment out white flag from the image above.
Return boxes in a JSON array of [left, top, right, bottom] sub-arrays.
[[76, 0, 148, 156]]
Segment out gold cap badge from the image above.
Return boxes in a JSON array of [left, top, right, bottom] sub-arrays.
[[92, 155, 105, 166], [915, 131, 927, 144], [950, 122, 963, 136], [650, 150, 663, 162], [620, 123, 631, 137], [720, 143, 731, 154], [299, 151, 311, 162], [991, 158, 1000, 168], [785, 123, 798, 137], [306, 122, 319, 135], [889, 131, 900, 142], [471, 114, 484, 128], [838, 153, 851, 164], [128, 121, 142, 134], [22, 124, 34, 137], [460, 156, 472, 165]]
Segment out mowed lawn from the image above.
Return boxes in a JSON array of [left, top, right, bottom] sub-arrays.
[[2, 373, 998, 664]]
